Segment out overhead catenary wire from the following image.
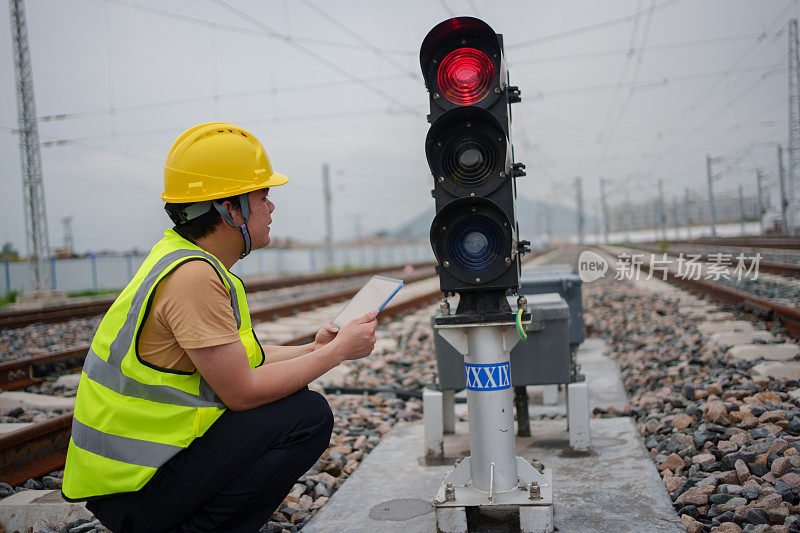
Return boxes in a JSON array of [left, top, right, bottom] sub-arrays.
[[507, 0, 685, 49], [569, 1, 798, 197], [527, 64, 784, 99], [101, 0, 416, 56], [597, 0, 645, 150], [512, 33, 776, 65], [8, 2, 793, 230], [512, 3, 795, 208], [39, 73, 412, 122], [523, 120, 786, 148], [466, 0, 483, 19], [641, 53, 789, 176], [438, 0, 455, 18], [599, 0, 657, 151], [642, 0, 798, 146], [211, 0, 422, 117], [298, 0, 420, 81], [39, 108, 413, 147]]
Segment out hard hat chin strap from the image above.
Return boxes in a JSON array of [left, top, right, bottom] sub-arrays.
[[213, 193, 252, 259]]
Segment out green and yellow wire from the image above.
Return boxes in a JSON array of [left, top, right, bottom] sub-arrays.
[[515, 308, 527, 340]]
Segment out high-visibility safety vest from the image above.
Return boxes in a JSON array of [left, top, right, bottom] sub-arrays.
[[62, 229, 264, 501]]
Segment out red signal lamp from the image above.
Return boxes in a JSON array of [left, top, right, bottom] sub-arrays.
[[437, 47, 495, 105]]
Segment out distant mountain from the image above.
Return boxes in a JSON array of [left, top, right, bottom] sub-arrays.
[[388, 195, 599, 246]]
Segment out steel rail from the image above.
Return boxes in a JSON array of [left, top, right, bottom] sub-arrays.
[[0, 413, 72, 487], [0, 261, 435, 330], [660, 272, 800, 339], [627, 245, 800, 279], [598, 246, 800, 341], [659, 236, 800, 250]]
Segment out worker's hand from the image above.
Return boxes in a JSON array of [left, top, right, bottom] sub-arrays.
[[332, 310, 378, 361], [312, 323, 339, 351]]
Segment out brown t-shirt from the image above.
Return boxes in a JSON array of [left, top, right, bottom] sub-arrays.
[[138, 260, 241, 372]]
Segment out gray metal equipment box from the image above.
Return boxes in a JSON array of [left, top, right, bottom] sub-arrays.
[[519, 264, 585, 351], [433, 293, 572, 389]]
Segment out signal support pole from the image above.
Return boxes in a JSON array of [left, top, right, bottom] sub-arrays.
[[434, 322, 553, 531]]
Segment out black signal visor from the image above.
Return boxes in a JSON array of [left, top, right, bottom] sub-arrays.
[[420, 17, 505, 110]]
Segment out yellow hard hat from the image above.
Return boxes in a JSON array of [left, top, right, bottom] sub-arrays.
[[162, 122, 288, 203]]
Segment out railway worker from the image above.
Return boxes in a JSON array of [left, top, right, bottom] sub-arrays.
[[61, 122, 378, 532]]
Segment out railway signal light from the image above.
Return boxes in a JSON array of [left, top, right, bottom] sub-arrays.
[[420, 17, 528, 312]]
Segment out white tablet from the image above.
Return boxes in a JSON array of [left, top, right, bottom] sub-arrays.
[[331, 275, 404, 328]]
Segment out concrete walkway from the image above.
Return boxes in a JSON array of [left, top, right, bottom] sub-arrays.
[[305, 338, 684, 532]]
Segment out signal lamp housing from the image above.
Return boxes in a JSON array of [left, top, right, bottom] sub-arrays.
[[420, 17, 507, 123], [421, 16, 526, 311], [426, 107, 512, 202], [430, 198, 517, 291]]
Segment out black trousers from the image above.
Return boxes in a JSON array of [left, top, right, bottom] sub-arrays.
[[86, 388, 334, 533]]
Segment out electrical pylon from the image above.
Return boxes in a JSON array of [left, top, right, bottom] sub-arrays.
[[788, 19, 800, 236], [9, 0, 51, 290]]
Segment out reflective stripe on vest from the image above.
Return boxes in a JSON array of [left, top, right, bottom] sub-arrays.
[[82, 348, 224, 408], [71, 418, 182, 469], [62, 229, 262, 501]]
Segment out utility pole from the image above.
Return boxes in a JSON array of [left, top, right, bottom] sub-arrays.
[[657, 178, 667, 241], [10, 0, 50, 292], [352, 213, 363, 242], [322, 163, 333, 268], [625, 191, 632, 242], [536, 205, 544, 245], [544, 204, 552, 244], [62, 216, 73, 253], [684, 187, 692, 239], [575, 177, 584, 245], [672, 196, 679, 238], [779, 144, 790, 234], [756, 170, 765, 234], [739, 184, 746, 235], [706, 154, 718, 237], [788, 19, 800, 235], [599, 177, 609, 243]]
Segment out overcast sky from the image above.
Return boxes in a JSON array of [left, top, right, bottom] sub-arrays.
[[1, 0, 797, 253]]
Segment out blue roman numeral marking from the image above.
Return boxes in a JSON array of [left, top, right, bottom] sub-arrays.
[[464, 362, 511, 391]]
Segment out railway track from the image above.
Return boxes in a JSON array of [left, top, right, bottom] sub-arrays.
[[0, 248, 564, 489], [661, 236, 800, 250], [0, 266, 437, 391], [627, 244, 800, 279], [596, 245, 800, 341], [0, 276, 445, 487], [0, 262, 434, 330]]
